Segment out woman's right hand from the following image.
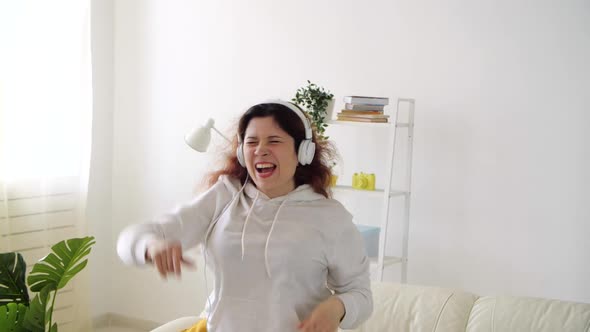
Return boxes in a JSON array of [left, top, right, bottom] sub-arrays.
[[145, 240, 195, 279]]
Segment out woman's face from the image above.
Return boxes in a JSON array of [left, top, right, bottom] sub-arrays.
[[243, 116, 299, 198]]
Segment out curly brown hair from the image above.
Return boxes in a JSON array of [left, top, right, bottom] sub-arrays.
[[206, 102, 337, 198]]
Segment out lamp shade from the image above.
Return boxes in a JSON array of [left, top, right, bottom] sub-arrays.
[[185, 118, 215, 152]]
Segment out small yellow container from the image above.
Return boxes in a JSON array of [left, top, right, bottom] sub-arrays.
[[330, 175, 339, 187]]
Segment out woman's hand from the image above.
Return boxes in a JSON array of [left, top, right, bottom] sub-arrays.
[[298, 296, 345, 332], [145, 240, 194, 279]]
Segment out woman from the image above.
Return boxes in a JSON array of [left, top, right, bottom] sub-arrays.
[[117, 100, 372, 332]]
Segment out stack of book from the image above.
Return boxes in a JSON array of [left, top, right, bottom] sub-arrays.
[[336, 96, 390, 123]]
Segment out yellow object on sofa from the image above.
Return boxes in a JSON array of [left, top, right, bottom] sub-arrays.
[[181, 318, 206, 332]]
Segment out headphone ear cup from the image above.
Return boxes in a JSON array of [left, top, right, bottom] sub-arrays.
[[236, 144, 246, 167], [298, 140, 316, 165], [306, 141, 316, 165]]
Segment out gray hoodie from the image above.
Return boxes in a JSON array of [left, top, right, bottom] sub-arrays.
[[117, 175, 372, 331]]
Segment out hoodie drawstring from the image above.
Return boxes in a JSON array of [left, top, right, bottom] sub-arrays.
[[264, 198, 288, 278], [241, 191, 259, 260], [240, 191, 288, 279]]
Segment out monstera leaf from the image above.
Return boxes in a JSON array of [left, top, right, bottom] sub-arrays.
[[0, 252, 30, 305], [27, 237, 95, 292], [22, 284, 53, 332], [0, 302, 29, 332]]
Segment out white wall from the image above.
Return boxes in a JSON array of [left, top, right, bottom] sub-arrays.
[[97, 0, 590, 323]]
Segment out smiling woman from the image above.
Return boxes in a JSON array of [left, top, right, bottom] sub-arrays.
[[243, 117, 300, 198], [211, 101, 335, 198], [118, 100, 374, 332]]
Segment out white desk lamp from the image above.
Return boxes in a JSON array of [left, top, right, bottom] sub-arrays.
[[184, 118, 231, 152]]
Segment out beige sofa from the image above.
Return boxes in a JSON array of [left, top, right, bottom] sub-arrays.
[[152, 282, 590, 331]]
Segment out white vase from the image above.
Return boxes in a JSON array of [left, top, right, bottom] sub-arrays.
[[325, 99, 336, 121]]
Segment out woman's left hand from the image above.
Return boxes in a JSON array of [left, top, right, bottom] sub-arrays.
[[298, 296, 345, 332]]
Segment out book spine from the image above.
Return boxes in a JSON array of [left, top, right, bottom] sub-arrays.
[[343, 96, 389, 106], [336, 115, 389, 123], [344, 103, 385, 111], [337, 114, 390, 119], [340, 110, 384, 115]]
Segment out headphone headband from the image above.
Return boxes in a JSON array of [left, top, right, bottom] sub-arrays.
[[261, 99, 313, 140]]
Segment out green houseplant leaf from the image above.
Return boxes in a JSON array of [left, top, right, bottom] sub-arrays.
[[0, 252, 30, 305], [27, 237, 95, 292], [2, 237, 95, 331], [292, 80, 334, 140], [23, 284, 53, 332], [0, 302, 29, 332]]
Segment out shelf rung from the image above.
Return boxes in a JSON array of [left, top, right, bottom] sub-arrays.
[[333, 185, 383, 195], [332, 184, 409, 197], [332, 185, 408, 198], [389, 190, 409, 198], [329, 120, 412, 128], [369, 256, 403, 269], [328, 120, 392, 128]]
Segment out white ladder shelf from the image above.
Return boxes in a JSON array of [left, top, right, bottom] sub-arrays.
[[330, 98, 415, 283]]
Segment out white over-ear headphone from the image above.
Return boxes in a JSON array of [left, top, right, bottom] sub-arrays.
[[236, 100, 316, 167]]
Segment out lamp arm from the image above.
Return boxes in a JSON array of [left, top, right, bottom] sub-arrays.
[[212, 126, 232, 143]]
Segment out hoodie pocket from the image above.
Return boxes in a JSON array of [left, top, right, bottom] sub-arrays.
[[214, 296, 262, 331], [213, 295, 300, 331]]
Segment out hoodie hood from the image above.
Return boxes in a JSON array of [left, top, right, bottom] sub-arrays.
[[243, 180, 326, 202], [220, 175, 326, 278]]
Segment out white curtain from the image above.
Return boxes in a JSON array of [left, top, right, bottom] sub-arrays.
[[0, 1, 93, 331]]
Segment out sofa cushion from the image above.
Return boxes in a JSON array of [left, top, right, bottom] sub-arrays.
[[346, 282, 479, 332], [466, 296, 590, 332]]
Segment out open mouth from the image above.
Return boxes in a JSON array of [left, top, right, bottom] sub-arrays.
[[255, 162, 276, 177]]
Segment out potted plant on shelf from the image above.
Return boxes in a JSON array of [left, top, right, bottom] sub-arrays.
[[0, 236, 96, 332], [292, 80, 334, 141]]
